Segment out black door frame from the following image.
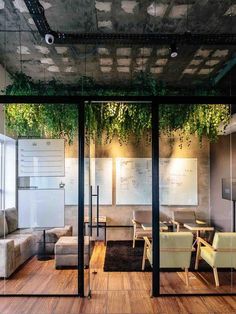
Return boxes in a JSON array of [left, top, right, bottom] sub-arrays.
[[1, 95, 236, 298]]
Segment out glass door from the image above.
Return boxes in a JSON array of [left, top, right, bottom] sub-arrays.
[[84, 101, 153, 298]]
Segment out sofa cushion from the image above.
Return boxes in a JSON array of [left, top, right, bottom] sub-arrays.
[[47, 225, 72, 238], [6, 233, 36, 264], [4, 208, 18, 233], [0, 211, 8, 237]]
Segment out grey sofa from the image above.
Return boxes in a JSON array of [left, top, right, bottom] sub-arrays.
[[0, 208, 72, 278]]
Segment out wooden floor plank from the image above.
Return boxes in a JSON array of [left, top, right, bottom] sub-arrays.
[[1, 242, 236, 313]]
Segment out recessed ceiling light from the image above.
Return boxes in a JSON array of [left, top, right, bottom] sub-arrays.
[[147, 3, 168, 17], [170, 44, 178, 58], [95, 1, 111, 12], [100, 58, 113, 66]]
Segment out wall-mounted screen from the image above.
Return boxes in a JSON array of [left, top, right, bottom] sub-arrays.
[[222, 178, 236, 201]]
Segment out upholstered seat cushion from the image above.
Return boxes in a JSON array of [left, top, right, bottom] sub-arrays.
[[4, 208, 18, 233], [55, 236, 90, 255], [6, 233, 36, 264], [160, 232, 193, 268], [46, 225, 72, 238], [173, 211, 196, 224], [200, 233, 236, 268], [133, 210, 152, 224]]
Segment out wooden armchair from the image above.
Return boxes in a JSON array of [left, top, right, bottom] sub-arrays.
[[195, 233, 236, 286], [172, 210, 206, 232], [142, 232, 193, 286], [132, 210, 152, 248]]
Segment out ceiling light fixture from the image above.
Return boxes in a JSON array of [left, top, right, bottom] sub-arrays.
[[170, 43, 178, 58]]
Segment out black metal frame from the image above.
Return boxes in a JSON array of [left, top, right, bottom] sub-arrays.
[[0, 95, 236, 298], [23, 0, 236, 46]]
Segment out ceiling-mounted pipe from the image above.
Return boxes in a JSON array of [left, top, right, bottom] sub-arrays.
[[24, 0, 236, 46]]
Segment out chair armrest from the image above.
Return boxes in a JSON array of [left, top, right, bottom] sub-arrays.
[[196, 219, 207, 225], [171, 220, 180, 232], [197, 237, 214, 250], [171, 220, 179, 226]]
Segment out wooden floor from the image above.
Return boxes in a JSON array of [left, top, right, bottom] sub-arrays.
[[1, 242, 236, 313]]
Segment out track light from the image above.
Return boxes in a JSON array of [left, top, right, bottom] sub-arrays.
[[170, 43, 178, 58]]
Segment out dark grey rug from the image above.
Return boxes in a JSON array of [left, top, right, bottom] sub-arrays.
[[104, 240, 152, 272], [103, 240, 223, 272]]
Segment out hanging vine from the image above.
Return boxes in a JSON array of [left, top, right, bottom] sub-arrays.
[[3, 72, 231, 146]]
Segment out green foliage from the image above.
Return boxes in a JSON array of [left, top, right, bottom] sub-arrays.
[[4, 72, 231, 146]]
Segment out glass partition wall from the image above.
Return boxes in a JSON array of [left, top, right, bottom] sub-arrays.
[[0, 99, 236, 297], [0, 103, 79, 295], [157, 103, 236, 295]]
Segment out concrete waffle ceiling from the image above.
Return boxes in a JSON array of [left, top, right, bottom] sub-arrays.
[[0, 0, 236, 87]]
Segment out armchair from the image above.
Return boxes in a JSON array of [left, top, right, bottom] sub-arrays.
[[195, 233, 236, 286], [142, 232, 193, 286], [172, 210, 206, 232], [132, 210, 152, 248]]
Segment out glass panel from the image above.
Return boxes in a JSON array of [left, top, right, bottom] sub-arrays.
[[0, 103, 79, 295], [158, 103, 235, 295], [85, 101, 152, 296]]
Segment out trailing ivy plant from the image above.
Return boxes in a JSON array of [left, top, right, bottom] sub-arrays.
[[3, 72, 231, 146]]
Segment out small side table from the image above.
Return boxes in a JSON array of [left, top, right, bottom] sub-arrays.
[[37, 229, 53, 261]]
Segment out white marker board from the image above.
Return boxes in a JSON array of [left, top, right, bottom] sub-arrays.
[[116, 157, 198, 205], [30, 158, 113, 205], [18, 189, 65, 228], [160, 158, 198, 205], [18, 139, 65, 177], [116, 158, 152, 205]]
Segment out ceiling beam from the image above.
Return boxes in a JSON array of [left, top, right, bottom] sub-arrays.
[[24, 0, 236, 45]]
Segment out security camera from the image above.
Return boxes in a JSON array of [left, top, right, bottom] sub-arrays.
[[45, 34, 54, 45]]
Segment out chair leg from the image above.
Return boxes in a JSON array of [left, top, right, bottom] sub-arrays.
[[142, 241, 147, 271], [133, 225, 136, 248], [185, 268, 189, 286], [195, 241, 201, 270], [133, 236, 136, 248], [213, 267, 219, 287]]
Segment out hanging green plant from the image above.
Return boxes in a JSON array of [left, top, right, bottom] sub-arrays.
[[3, 72, 231, 146]]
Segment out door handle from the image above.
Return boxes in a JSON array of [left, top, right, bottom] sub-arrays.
[[89, 185, 93, 236]]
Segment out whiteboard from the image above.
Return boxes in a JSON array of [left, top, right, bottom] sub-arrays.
[[116, 157, 198, 205], [160, 158, 198, 205], [116, 158, 152, 205], [18, 139, 65, 177], [85, 158, 113, 205], [30, 158, 113, 205], [18, 189, 65, 228]]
